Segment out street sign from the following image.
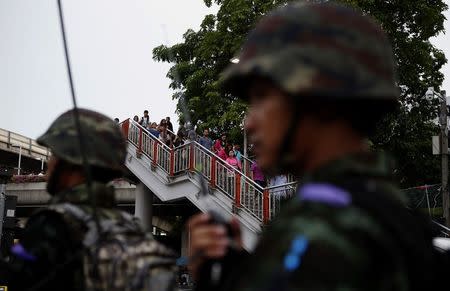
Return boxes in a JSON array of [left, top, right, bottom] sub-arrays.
[[433, 135, 440, 155]]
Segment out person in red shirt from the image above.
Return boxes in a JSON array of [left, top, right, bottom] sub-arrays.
[[214, 134, 227, 152], [214, 134, 228, 160]]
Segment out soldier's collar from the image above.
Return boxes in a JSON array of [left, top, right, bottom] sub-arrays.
[[303, 151, 395, 182], [51, 182, 116, 208]]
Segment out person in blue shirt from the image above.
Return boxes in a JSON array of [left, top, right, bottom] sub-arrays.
[[147, 122, 160, 138], [233, 143, 243, 163], [199, 129, 213, 151]]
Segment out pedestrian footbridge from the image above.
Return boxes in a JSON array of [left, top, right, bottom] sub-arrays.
[[3, 122, 297, 251], [121, 120, 297, 251], [0, 128, 49, 175]]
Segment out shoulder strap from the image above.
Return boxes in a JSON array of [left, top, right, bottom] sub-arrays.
[[49, 203, 92, 223], [336, 180, 439, 290], [48, 203, 100, 247], [293, 181, 439, 291]]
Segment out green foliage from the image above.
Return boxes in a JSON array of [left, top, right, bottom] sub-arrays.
[[153, 0, 447, 187], [341, 0, 447, 114], [372, 108, 441, 187], [342, 0, 448, 187], [153, 0, 290, 141]]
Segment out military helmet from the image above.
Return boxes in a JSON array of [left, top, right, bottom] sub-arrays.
[[222, 1, 399, 102], [37, 108, 126, 171]]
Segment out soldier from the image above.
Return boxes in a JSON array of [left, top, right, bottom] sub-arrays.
[[0, 109, 176, 290], [188, 2, 444, 291]]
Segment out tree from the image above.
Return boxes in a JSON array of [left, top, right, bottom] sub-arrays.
[[347, 0, 447, 187], [153, 0, 447, 187], [153, 0, 288, 142]]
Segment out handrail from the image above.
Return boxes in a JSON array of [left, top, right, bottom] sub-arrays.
[[264, 181, 298, 191], [433, 220, 450, 233], [167, 128, 176, 136], [137, 119, 177, 138], [193, 141, 267, 189], [128, 119, 291, 182], [195, 141, 237, 170], [129, 119, 172, 151], [241, 154, 254, 165], [125, 119, 297, 189], [121, 118, 298, 223], [122, 118, 297, 191], [173, 140, 189, 150]]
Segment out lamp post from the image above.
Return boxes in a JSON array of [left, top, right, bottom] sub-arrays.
[[11, 145, 22, 176], [230, 57, 240, 64], [36, 157, 45, 174], [426, 87, 449, 227]]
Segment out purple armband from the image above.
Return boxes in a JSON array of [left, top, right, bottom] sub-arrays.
[[298, 183, 351, 207], [11, 243, 37, 262]]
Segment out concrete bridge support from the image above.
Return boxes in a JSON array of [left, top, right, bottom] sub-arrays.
[[134, 183, 153, 232]]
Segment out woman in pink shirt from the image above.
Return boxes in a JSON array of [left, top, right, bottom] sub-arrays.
[[226, 150, 241, 171], [225, 150, 241, 195]]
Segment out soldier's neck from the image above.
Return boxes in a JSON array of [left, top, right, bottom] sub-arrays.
[[59, 172, 86, 192], [298, 123, 368, 174]]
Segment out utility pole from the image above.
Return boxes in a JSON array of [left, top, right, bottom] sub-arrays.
[[426, 87, 449, 226], [440, 90, 449, 227]]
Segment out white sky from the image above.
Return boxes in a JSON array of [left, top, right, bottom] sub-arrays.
[[0, 0, 216, 139], [0, 0, 449, 139]]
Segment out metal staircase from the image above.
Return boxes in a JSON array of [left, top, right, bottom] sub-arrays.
[[121, 119, 297, 251]]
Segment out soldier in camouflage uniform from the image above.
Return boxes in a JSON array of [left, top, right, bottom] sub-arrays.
[[0, 109, 175, 290], [188, 2, 443, 291]]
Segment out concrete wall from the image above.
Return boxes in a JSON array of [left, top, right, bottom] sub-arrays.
[[5, 180, 137, 205], [3, 181, 182, 234]]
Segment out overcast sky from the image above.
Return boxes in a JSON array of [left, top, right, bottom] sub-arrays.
[[0, 0, 450, 139], [0, 0, 216, 139]]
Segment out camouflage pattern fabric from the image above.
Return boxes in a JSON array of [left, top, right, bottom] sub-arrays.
[[222, 1, 399, 101], [195, 2, 442, 291], [51, 181, 117, 207], [0, 182, 116, 290], [0, 107, 178, 290], [49, 202, 177, 291], [0, 183, 177, 290], [209, 153, 436, 291], [37, 108, 126, 171]]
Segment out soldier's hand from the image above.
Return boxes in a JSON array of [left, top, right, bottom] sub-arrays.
[[187, 213, 242, 280]]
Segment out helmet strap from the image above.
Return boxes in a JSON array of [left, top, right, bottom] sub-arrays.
[[271, 102, 302, 176]]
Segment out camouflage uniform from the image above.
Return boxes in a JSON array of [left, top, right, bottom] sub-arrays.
[[0, 183, 118, 290], [195, 2, 441, 291], [0, 109, 126, 290], [213, 153, 428, 291]]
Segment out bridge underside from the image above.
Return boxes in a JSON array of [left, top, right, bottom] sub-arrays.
[[5, 181, 199, 234], [15, 198, 199, 220], [0, 148, 47, 175]]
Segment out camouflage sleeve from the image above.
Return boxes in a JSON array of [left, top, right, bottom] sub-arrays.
[[235, 202, 406, 291], [0, 211, 82, 289]]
